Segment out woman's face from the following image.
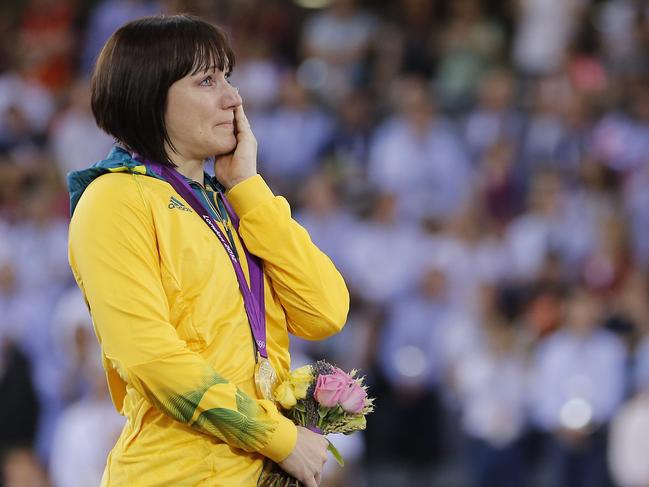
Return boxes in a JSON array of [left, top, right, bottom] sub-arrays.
[[165, 67, 242, 161]]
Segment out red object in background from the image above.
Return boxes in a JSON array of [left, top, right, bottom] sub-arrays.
[[568, 55, 608, 94], [525, 291, 563, 338], [19, 0, 75, 91]]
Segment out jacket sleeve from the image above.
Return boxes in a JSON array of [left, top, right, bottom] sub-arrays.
[[226, 175, 350, 340], [68, 174, 296, 463]]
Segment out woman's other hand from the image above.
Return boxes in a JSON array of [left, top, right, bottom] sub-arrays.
[[278, 426, 328, 487], [214, 105, 258, 190]]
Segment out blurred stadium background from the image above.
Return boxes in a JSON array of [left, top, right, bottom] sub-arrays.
[[2, 0, 649, 486]]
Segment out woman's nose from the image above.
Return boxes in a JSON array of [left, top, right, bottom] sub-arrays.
[[222, 83, 242, 109]]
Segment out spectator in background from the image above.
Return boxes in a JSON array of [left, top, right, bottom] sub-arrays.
[[227, 0, 300, 66], [1, 447, 50, 487], [0, 59, 55, 158], [17, 0, 76, 93], [529, 286, 626, 487], [319, 89, 375, 198], [3, 174, 71, 461], [368, 76, 472, 224], [80, 0, 162, 74], [610, 273, 649, 487], [292, 171, 369, 376], [227, 38, 281, 112], [435, 0, 506, 112], [343, 192, 429, 305], [522, 280, 566, 340], [624, 163, 649, 269], [50, 288, 103, 404], [506, 171, 597, 281], [253, 70, 333, 198], [625, 274, 649, 382], [552, 94, 597, 179], [49, 78, 115, 178], [431, 200, 510, 312], [300, 0, 376, 104], [518, 76, 574, 176], [590, 80, 649, 174], [463, 68, 522, 164], [608, 390, 649, 487], [295, 171, 356, 278], [581, 213, 632, 296], [596, 0, 649, 77], [451, 284, 529, 487], [513, 0, 587, 76], [366, 263, 451, 487], [377, 0, 437, 81], [0, 336, 39, 453], [48, 290, 124, 487], [475, 138, 522, 227]]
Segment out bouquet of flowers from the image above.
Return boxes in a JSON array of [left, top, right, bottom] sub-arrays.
[[259, 360, 374, 487]]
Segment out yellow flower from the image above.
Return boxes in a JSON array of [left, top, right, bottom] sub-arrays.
[[292, 380, 310, 400], [290, 365, 313, 383], [274, 381, 297, 409], [289, 365, 313, 400]]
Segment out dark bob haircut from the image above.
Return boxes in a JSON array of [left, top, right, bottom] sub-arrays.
[[91, 15, 235, 167]]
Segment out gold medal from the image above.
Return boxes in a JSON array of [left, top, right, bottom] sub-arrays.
[[254, 356, 278, 401]]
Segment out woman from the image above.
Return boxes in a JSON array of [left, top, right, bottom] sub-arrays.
[[67, 15, 349, 487]]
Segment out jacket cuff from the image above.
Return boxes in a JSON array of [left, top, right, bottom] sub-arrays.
[[259, 414, 298, 463], [225, 175, 274, 218]]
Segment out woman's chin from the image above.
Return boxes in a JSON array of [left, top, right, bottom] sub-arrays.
[[212, 138, 237, 157]]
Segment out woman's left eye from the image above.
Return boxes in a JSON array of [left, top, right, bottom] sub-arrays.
[[200, 76, 214, 86]]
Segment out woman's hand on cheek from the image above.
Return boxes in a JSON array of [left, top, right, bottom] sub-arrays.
[[214, 105, 258, 190]]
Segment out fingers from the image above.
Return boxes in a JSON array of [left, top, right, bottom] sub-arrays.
[[314, 442, 327, 486], [233, 105, 257, 152], [279, 427, 329, 487], [234, 105, 251, 133]]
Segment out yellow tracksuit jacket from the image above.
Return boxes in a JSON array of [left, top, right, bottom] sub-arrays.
[[67, 148, 349, 486]]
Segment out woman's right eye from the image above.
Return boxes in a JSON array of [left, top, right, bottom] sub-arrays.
[[200, 76, 214, 86]]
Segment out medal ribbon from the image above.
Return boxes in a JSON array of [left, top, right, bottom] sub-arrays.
[[137, 157, 268, 359]]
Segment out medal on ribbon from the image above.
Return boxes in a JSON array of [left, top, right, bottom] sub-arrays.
[[255, 355, 278, 401]]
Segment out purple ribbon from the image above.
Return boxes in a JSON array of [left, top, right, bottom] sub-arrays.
[[137, 157, 268, 359]]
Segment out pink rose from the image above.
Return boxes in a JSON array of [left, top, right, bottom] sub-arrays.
[[314, 371, 349, 407], [332, 367, 353, 381], [339, 380, 367, 414]]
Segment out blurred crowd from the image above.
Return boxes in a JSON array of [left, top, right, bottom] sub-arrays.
[[1, 0, 649, 486]]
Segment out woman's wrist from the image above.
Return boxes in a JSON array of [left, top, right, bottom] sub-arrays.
[[223, 173, 257, 190]]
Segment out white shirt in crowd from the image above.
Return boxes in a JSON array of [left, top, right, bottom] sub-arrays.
[[529, 327, 627, 431], [513, 0, 587, 75], [343, 219, 430, 304], [50, 106, 115, 176], [608, 392, 649, 487], [368, 117, 472, 223], [431, 234, 510, 312], [49, 398, 124, 487], [454, 347, 529, 447], [254, 107, 333, 182], [377, 293, 451, 390]]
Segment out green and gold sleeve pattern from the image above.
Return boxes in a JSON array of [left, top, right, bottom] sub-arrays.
[[125, 359, 278, 455]]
